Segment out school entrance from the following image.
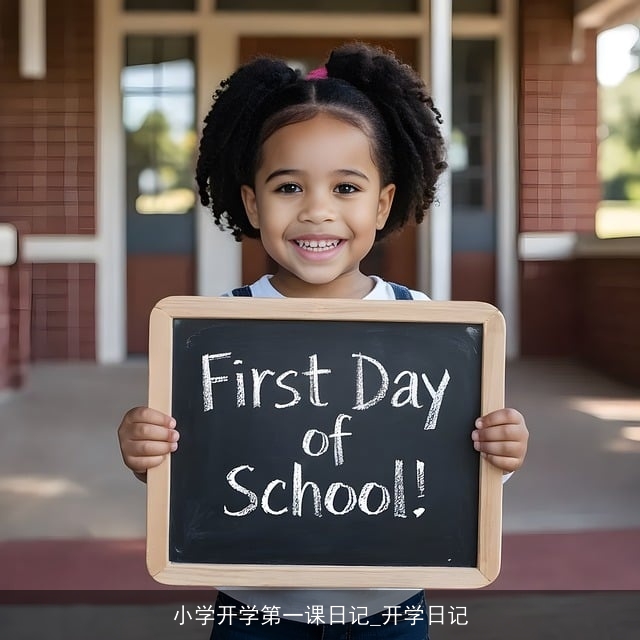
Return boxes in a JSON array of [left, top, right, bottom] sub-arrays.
[[101, 1, 513, 357]]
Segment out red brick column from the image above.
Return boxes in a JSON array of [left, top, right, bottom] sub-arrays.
[[520, 0, 600, 234], [519, 0, 600, 356], [578, 255, 640, 387]]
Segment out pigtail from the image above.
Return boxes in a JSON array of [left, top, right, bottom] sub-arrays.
[[196, 58, 299, 240], [325, 43, 447, 235]]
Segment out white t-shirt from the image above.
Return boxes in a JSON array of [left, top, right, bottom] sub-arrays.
[[244, 274, 430, 301]]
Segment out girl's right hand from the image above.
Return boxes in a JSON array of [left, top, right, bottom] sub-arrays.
[[117, 407, 179, 482]]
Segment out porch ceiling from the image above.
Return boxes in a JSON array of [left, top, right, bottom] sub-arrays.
[[574, 0, 640, 31]]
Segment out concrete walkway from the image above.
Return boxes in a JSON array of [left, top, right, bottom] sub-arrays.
[[1, 358, 639, 638], [2, 358, 639, 540]]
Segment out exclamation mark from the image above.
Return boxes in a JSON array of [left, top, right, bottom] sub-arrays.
[[414, 460, 425, 518], [394, 459, 407, 518]]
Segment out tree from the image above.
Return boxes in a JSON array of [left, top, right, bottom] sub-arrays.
[[599, 68, 640, 200]]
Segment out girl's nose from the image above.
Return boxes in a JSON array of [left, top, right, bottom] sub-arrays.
[[298, 190, 336, 223]]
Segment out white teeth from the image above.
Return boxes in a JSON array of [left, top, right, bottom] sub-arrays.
[[295, 239, 340, 251]]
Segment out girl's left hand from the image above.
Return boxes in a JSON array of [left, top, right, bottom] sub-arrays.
[[471, 408, 529, 473]]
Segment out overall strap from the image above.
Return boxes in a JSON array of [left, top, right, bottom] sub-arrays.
[[231, 286, 253, 297], [389, 282, 414, 300]]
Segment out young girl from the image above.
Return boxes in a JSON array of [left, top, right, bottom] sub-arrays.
[[118, 42, 528, 639]]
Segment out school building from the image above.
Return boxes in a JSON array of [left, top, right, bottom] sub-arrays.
[[1, 0, 640, 390]]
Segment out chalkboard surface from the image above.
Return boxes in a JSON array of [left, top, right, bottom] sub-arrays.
[[146, 297, 505, 589]]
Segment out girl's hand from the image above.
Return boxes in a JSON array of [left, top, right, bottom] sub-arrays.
[[117, 406, 179, 482], [471, 408, 528, 473]]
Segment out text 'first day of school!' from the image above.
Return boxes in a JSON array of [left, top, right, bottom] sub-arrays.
[[201, 349, 452, 521]]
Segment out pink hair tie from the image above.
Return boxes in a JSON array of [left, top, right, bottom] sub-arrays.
[[306, 66, 328, 80]]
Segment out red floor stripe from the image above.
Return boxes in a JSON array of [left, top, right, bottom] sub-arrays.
[[1, 530, 639, 598]]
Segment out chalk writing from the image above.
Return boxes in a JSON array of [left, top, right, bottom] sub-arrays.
[[199, 350, 451, 520], [202, 351, 450, 418]]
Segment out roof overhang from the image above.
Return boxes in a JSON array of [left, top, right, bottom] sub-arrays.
[[571, 0, 640, 62], [574, 0, 640, 32]]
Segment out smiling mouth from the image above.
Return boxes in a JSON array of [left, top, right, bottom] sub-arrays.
[[293, 239, 342, 252]]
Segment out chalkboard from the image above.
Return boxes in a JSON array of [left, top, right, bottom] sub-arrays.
[[146, 297, 505, 589]]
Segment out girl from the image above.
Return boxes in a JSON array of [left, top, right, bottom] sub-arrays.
[[118, 42, 528, 639]]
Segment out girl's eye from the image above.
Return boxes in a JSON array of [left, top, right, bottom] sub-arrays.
[[335, 183, 359, 194], [276, 183, 301, 194]]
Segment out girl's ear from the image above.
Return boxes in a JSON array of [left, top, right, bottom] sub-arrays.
[[240, 185, 260, 229], [376, 183, 396, 230]]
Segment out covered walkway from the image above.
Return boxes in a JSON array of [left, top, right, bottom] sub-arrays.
[[1, 358, 639, 637]]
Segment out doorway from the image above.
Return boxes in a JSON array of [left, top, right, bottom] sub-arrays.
[[122, 35, 197, 354], [102, 1, 516, 361], [451, 39, 497, 305]]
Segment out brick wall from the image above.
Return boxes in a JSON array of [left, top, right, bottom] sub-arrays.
[[519, 0, 600, 234], [518, 0, 600, 355], [578, 258, 640, 387], [0, 0, 96, 362], [31, 263, 96, 360], [520, 260, 580, 356]]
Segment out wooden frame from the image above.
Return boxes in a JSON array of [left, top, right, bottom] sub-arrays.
[[147, 296, 505, 589]]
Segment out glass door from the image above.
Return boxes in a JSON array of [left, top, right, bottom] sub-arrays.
[[122, 35, 197, 353], [451, 39, 497, 303]]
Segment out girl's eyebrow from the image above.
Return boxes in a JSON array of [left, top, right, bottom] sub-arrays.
[[265, 169, 298, 183], [264, 168, 370, 183], [336, 169, 370, 182]]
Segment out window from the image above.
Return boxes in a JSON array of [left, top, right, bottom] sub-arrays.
[[596, 24, 640, 238], [122, 36, 197, 216], [451, 39, 496, 253]]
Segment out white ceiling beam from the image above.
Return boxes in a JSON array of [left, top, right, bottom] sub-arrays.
[[20, 0, 46, 79]]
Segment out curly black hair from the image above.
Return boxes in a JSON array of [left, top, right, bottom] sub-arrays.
[[195, 42, 447, 242]]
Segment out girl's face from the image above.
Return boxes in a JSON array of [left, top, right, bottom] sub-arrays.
[[241, 113, 395, 299]]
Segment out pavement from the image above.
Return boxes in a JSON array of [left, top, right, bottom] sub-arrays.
[[0, 357, 639, 638]]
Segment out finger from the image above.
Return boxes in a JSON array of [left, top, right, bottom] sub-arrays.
[[125, 455, 170, 474], [137, 407, 176, 429], [476, 408, 523, 428], [127, 407, 176, 429], [481, 453, 523, 473], [126, 440, 178, 459], [129, 423, 180, 443], [474, 440, 523, 458], [472, 423, 525, 443]]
